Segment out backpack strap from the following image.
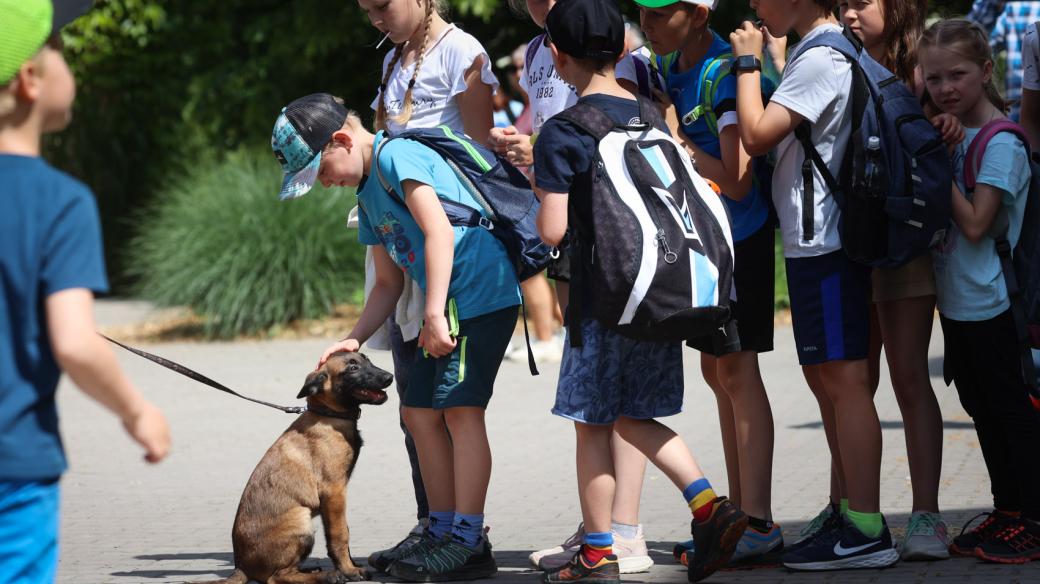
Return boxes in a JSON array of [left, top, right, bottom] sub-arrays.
[[965, 120, 1028, 192], [525, 34, 543, 74], [553, 102, 621, 141], [676, 53, 733, 137]]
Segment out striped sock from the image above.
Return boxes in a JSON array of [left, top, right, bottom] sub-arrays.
[[581, 531, 613, 566], [429, 511, 454, 539], [451, 512, 485, 548], [684, 478, 717, 523]]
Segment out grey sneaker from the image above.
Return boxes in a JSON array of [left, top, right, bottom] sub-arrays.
[[901, 512, 950, 561], [538, 524, 654, 574], [389, 535, 497, 582], [532, 523, 585, 568], [367, 519, 431, 573]]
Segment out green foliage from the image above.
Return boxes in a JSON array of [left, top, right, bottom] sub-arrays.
[[127, 149, 365, 338], [774, 233, 789, 311]]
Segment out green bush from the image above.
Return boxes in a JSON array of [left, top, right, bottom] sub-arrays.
[[774, 232, 790, 311], [127, 149, 365, 338]]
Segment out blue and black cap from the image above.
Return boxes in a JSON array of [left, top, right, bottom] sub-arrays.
[[271, 93, 348, 200]]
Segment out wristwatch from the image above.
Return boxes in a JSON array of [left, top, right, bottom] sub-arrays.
[[730, 55, 762, 75]]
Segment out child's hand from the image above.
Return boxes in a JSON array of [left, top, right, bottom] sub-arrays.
[[122, 401, 171, 464], [317, 339, 361, 369], [488, 126, 517, 154], [730, 21, 765, 59], [931, 113, 965, 147], [419, 315, 457, 358], [762, 25, 787, 73], [495, 132, 534, 167]]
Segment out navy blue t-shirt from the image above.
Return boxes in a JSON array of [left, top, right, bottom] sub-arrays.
[[0, 155, 108, 480]]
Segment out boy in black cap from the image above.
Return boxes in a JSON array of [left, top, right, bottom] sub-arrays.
[[0, 1, 171, 581], [532, 0, 744, 582]]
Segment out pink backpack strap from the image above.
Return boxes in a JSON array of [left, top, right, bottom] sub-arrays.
[[965, 119, 1029, 190]]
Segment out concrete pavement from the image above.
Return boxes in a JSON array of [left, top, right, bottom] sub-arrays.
[[53, 300, 1040, 583]]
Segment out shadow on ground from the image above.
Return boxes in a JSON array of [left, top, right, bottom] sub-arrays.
[[788, 419, 974, 430]]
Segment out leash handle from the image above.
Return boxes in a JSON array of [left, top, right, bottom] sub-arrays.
[[101, 334, 305, 415]]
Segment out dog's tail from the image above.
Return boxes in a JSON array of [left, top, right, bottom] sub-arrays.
[[191, 569, 249, 584]]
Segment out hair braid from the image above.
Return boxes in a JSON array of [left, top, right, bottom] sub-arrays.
[[376, 43, 405, 132], [392, 0, 435, 127]]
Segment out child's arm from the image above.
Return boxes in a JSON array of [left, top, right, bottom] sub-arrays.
[[457, 56, 495, 147], [535, 188, 569, 247], [489, 127, 534, 167], [319, 246, 404, 364], [950, 182, 1004, 244], [45, 289, 170, 463], [730, 23, 805, 156], [403, 179, 458, 358], [682, 125, 754, 201]]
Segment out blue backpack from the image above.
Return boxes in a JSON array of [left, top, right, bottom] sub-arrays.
[[789, 26, 952, 269]]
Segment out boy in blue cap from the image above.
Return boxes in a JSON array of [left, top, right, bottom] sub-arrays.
[[0, 1, 171, 581]]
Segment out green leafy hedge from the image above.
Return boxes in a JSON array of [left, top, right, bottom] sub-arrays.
[[127, 149, 365, 337]]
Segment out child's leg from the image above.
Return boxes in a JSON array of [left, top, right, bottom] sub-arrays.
[[803, 366, 846, 507], [402, 406, 456, 515], [700, 354, 741, 507], [613, 417, 704, 492], [714, 351, 774, 521], [878, 295, 942, 514], [442, 407, 492, 515], [576, 422, 617, 535], [389, 318, 430, 520], [610, 431, 646, 527]]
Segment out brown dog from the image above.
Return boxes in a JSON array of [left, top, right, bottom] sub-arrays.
[[199, 352, 392, 584]]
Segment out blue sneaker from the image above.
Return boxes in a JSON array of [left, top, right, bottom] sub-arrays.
[[728, 523, 784, 564], [673, 540, 694, 564], [783, 518, 899, 571], [783, 505, 841, 556]]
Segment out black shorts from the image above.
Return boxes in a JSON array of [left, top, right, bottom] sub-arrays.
[[546, 232, 573, 283], [688, 223, 776, 356]]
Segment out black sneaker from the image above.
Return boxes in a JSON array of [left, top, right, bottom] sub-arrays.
[[542, 549, 620, 583], [367, 521, 433, 572], [783, 517, 898, 571], [949, 511, 1017, 557], [389, 536, 497, 582], [976, 518, 1040, 564], [783, 505, 842, 556], [687, 496, 748, 582]]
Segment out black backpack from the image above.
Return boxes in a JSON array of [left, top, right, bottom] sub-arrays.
[[554, 97, 735, 346]]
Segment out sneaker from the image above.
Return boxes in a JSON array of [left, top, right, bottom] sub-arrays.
[[532, 523, 585, 568], [673, 539, 695, 564], [783, 504, 842, 556], [388, 535, 497, 582], [975, 518, 1040, 564], [687, 496, 748, 582], [541, 550, 620, 584], [507, 336, 564, 364], [727, 522, 784, 564], [900, 512, 950, 561], [539, 524, 653, 573], [949, 511, 1017, 557], [783, 517, 899, 571], [367, 519, 431, 573]]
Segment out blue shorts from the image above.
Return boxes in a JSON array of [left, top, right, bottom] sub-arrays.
[[553, 318, 684, 425], [785, 251, 871, 365], [0, 479, 60, 584]]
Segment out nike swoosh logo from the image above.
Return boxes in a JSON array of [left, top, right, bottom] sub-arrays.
[[833, 541, 879, 556]]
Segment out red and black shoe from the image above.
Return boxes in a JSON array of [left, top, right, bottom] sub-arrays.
[[975, 518, 1040, 564], [541, 550, 620, 583], [949, 511, 1017, 557]]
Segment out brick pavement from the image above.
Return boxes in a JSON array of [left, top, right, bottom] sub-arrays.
[[53, 301, 1040, 583]]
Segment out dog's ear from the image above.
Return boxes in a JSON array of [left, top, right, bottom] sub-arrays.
[[297, 372, 326, 399]]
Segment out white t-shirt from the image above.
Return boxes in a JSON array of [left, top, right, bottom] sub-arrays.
[[770, 23, 853, 258], [521, 37, 650, 135], [1024, 21, 1040, 91], [371, 24, 499, 135]]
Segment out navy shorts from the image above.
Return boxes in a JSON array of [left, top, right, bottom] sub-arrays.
[[405, 305, 518, 409], [553, 318, 685, 425], [785, 250, 871, 366]]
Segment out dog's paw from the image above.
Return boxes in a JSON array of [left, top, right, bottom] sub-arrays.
[[331, 567, 368, 583]]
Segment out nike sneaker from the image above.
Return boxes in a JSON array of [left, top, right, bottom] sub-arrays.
[[783, 517, 899, 571]]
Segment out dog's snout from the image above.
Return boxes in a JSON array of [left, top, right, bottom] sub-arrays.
[[377, 370, 394, 389]]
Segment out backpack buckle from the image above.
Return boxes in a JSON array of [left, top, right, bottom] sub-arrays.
[[479, 216, 494, 231]]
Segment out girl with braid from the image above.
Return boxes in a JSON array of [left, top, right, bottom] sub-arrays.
[[351, 0, 501, 580]]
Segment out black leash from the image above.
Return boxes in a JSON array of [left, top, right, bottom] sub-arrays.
[[101, 334, 358, 420]]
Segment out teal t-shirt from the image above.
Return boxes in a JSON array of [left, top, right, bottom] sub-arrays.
[[933, 127, 1031, 321], [357, 132, 521, 320], [663, 31, 770, 242]]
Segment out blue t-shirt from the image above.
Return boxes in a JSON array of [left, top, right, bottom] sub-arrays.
[[0, 155, 108, 480], [664, 31, 770, 242], [933, 127, 1031, 321], [357, 132, 520, 320]]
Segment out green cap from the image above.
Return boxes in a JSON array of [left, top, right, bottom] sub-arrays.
[[633, 0, 718, 9], [0, 0, 52, 85]]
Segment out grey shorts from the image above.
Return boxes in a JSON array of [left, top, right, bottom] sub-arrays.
[[553, 317, 685, 425]]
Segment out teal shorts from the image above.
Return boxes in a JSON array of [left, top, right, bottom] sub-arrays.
[[404, 304, 518, 409]]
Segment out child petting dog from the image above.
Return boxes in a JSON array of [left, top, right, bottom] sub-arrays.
[[272, 93, 520, 582], [0, 1, 171, 582]]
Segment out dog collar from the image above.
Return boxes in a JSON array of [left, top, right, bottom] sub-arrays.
[[305, 404, 361, 421]]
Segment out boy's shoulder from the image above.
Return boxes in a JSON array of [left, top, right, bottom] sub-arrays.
[[1, 155, 92, 204]]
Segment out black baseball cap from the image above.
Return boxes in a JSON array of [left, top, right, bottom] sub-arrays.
[[544, 0, 625, 61], [271, 93, 349, 200], [54, 0, 93, 31]]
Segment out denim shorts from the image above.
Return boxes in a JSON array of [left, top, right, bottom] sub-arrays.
[[553, 318, 684, 425], [0, 478, 60, 584]]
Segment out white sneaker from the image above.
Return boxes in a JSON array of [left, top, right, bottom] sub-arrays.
[[900, 511, 950, 561], [506, 335, 564, 364], [537, 524, 654, 574], [529, 523, 584, 568]]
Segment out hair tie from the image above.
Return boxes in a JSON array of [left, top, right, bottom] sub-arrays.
[[408, 79, 416, 89]]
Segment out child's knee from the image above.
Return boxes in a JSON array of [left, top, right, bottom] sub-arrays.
[[402, 406, 440, 431]]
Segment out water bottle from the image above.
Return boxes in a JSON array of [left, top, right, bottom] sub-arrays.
[[865, 136, 885, 198]]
